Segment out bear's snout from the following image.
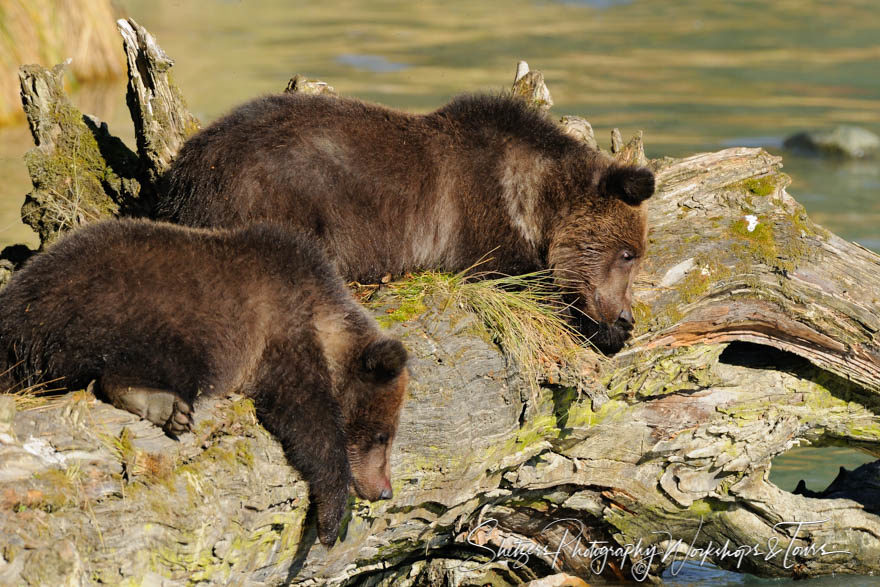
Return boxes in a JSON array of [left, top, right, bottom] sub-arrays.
[[351, 475, 393, 501]]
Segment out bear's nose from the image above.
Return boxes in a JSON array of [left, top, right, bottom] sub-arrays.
[[619, 308, 634, 327], [379, 487, 393, 500]]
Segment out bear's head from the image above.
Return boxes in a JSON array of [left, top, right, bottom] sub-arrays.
[[548, 163, 655, 354], [344, 337, 408, 502]]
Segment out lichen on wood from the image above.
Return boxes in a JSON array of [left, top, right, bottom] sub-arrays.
[[17, 63, 142, 246]]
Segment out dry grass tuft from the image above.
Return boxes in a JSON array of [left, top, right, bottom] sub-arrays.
[[372, 266, 603, 393], [2, 360, 67, 409]]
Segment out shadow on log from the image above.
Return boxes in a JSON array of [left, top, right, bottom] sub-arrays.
[[1, 19, 880, 585]]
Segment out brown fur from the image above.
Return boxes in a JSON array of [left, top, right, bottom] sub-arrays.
[[0, 219, 408, 546], [156, 93, 654, 352]]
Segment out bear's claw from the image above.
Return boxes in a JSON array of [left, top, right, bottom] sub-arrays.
[[317, 510, 342, 547], [102, 380, 195, 437], [315, 490, 348, 547], [163, 399, 194, 438]]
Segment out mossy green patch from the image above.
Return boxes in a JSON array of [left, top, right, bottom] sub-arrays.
[[28, 467, 78, 512], [720, 368, 880, 444], [184, 117, 202, 139], [503, 496, 552, 512], [377, 296, 430, 327], [370, 272, 451, 328], [226, 397, 258, 429], [512, 414, 559, 451], [726, 193, 824, 274], [131, 435, 305, 580], [677, 268, 711, 305], [398, 443, 470, 479], [201, 441, 252, 469], [742, 175, 778, 198], [112, 427, 137, 477], [688, 498, 730, 516], [632, 300, 653, 336], [655, 304, 685, 330], [847, 421, 880, 442], [566, 398, 628, 428], [371, 539, 419, 562], [787, 201, 828, 241], [729, 217, 777, 266], [23, 100, 121, 243], [551, 385, 578, 429]]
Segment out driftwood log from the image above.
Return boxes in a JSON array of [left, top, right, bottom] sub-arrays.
[[2, 19, 880, 585]]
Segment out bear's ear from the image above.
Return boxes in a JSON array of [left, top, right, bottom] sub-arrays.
[[600, 165, 655, 206], [360, 338, 408, 383]]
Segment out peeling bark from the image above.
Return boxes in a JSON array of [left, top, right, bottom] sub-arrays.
[[2, 22, 880, 586]]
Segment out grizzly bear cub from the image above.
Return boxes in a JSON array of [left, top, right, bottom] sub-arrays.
[[157, 93, 655, 353], [0, 219, 408, 546]]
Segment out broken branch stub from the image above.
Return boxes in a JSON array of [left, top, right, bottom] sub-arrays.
[[511, 60, 554, 112], [117, 18, 200, 188], [285, 74, 338, 96], [17, 63, 142, 247]]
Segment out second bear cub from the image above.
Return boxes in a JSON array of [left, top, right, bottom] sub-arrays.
[[157, 93, 655, 353], [0, 219, 408, 546]]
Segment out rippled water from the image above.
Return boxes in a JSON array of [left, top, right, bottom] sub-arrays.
[[1, 0, 878, 582], [2, 0, 878, 250]]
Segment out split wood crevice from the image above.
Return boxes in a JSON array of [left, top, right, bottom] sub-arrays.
[[1, 18, 878, 585]]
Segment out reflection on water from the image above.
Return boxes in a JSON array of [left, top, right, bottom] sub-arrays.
[[337, 54, 410, 72], [663, 560, 880, 587], [770, 446, 876, 493], [662, 560, 748, 586], [0, 124, 39, 248], [560, 0, 634, 7]]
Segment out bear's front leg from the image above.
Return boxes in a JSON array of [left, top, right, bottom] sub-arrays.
[[249, 343, 352, 546], [98, 375, 194, 437]]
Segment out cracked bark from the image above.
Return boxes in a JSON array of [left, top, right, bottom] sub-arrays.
[[2, 22, 880, 586]]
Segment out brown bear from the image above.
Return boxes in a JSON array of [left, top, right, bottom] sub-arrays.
[[0, 219, 408, 546], [156, 93, 655, 353]]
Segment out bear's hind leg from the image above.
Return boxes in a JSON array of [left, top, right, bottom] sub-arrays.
[[98, 375, 194, 437]]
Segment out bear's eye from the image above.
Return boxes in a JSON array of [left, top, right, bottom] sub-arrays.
[[621, 250, 635, 262], [375, 432, 389, 445]]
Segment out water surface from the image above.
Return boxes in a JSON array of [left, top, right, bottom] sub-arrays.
[[2, 0, 878, 249]]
